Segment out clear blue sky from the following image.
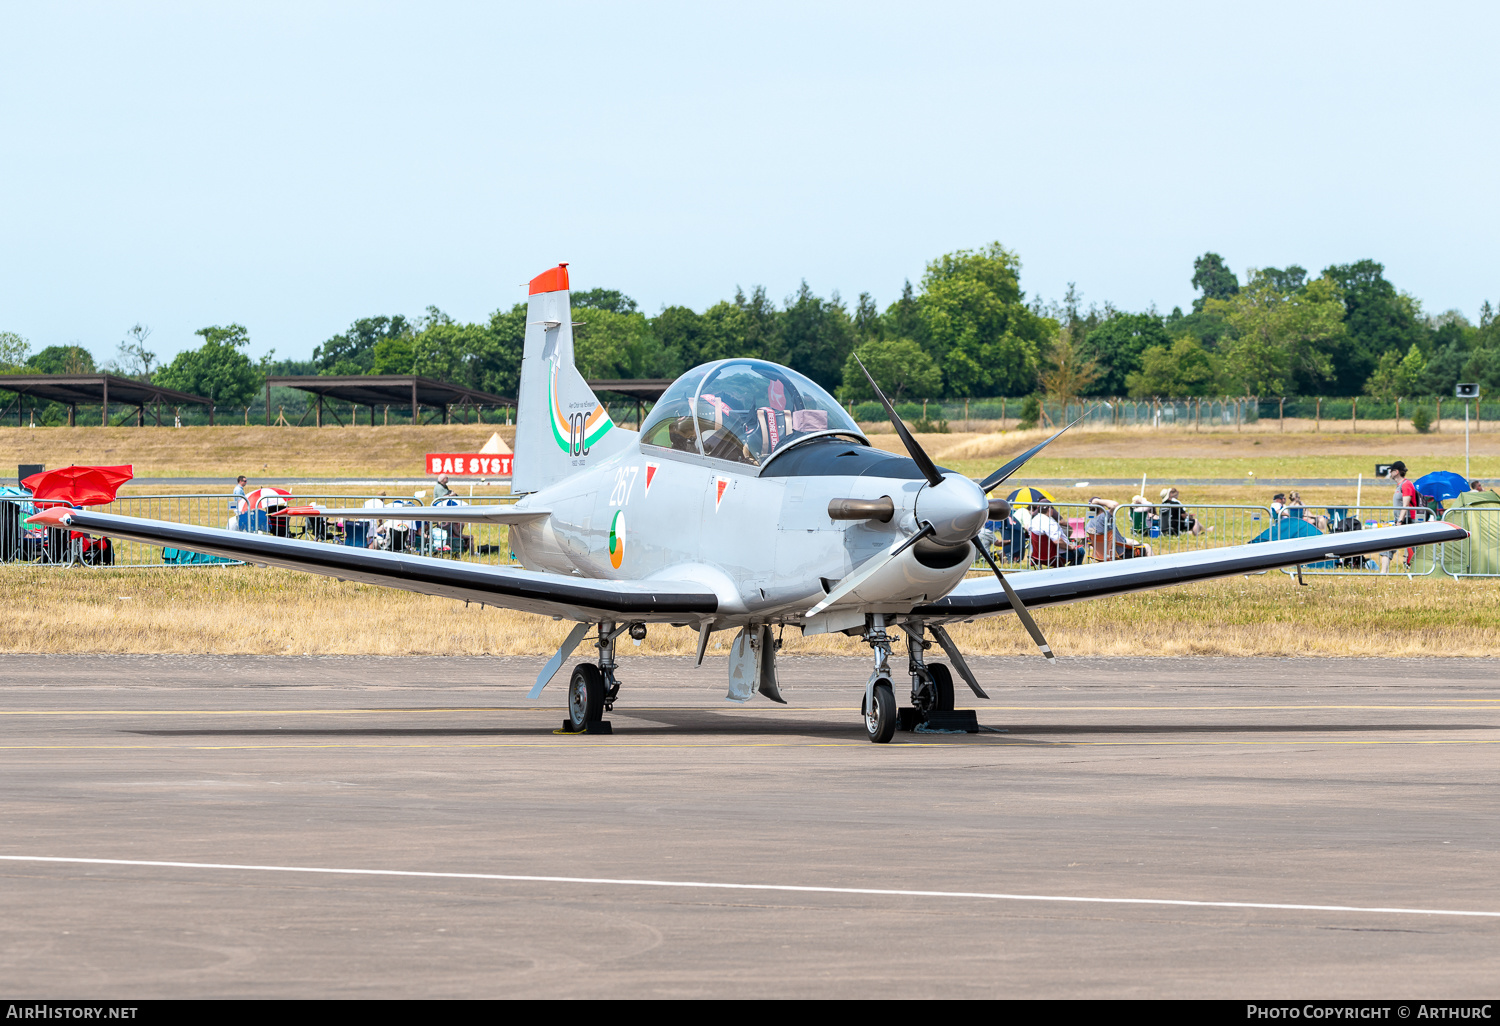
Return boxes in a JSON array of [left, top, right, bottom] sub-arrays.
[[2, 1, 1496, 365]]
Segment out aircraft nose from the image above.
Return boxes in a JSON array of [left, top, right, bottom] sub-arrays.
[[916, 474, 989, 545]]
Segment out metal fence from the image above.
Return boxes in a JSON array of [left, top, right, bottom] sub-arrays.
[[1439, 506, 1500, 578], [976, 502, 1278, 572], [0, 494, 524, 570], [862, 396, 1500, 432], [1269, 505, 1442, 578], [5, 493, 1491, 581]]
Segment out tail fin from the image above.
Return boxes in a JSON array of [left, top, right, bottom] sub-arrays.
[[512, 264, 636, 494]]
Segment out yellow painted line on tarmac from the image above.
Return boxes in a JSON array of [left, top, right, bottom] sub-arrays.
[[0, 741, 869, 751], [0, 736, 1497, 753], [0, 706, 869, 716], [0, 708, 535, 716], [1, 702, 1497, 716], [979, 704, 1500, 712], [976, 737, 1500, 748]]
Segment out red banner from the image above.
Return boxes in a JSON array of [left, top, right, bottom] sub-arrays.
[[425, 453, 513, 477]]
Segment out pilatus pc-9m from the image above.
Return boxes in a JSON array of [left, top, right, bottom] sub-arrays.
[[31, 264, 1466, 742]]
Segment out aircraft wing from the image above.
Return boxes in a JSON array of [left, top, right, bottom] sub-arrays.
[[293, 506, 551, 525], [914, 521, 1467, 620], [32, 508, 714, 623]]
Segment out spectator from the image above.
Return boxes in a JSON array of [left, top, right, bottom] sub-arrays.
[[1285, 491, 1329, 532], [225, 475, 249, 529], [1131, 494, 1159, 536], [1378, 461, 1420, 573], [1270, 492, 1288, 518], [1086, 497, 1152, 560], [434, 474, 453, 500], [1028, 503, 1086, 567], [1158, 487, 1207, 536]]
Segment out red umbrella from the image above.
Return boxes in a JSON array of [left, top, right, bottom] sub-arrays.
[[243, 486, 292, 511], [21, 465, 134, 506]]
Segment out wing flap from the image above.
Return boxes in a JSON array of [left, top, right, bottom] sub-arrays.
[[48, 509, 714, 622], [915, 522, 1468, 618]]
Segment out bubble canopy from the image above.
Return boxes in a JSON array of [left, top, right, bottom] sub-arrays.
[[639, 359, 866, 466]]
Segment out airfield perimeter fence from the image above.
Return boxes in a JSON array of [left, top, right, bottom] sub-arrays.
[[1266, 505, 1442, 578], [977, 502, 1279, 572], [1438, 506, 1500, 578], [973, 500, 1447, 579], [0, 494, 1470, 580], [861, 396, 1500, 432], [0, 494, 526, 569]]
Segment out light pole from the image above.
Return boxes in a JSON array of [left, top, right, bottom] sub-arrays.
[[1457, 383, 1480, 480]]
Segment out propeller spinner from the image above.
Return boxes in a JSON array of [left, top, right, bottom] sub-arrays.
[[805, 354, 1064, 661]]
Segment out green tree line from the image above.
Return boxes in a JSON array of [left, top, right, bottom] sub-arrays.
[[6, 245, 1500, 424]]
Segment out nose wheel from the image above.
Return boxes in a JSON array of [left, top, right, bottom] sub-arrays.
[[864, 680, 896, 744]]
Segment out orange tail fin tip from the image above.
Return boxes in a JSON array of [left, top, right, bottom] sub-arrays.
[[528, 263, 569, 295]]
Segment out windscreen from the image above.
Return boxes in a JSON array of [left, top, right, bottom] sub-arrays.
[[693, 360, 862, 466]]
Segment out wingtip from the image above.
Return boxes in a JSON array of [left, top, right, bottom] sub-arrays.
[[25, 506, 73, 528]]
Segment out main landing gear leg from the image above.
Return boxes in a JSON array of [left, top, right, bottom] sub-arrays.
[[564, 621, 619, 735], [896, 619, 976, 735]]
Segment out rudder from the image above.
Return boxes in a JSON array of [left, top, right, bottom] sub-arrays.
[[512, 263, 635, 494]]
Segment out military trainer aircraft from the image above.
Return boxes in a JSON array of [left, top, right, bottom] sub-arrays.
[[28, 263, 1467, 742]]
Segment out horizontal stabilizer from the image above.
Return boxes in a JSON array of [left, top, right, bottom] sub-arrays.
[[288, 506, 551, 525]]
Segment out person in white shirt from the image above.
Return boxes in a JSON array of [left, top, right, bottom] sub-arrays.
[[1028, 504, 1085, 566]]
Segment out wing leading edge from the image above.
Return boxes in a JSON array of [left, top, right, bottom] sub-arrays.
[[914, 521, 1467, 620], [40, 509, 716, 622]]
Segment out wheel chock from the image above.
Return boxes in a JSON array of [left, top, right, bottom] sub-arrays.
[[897, 708, 979, 733], [558, 719, 613, 735]]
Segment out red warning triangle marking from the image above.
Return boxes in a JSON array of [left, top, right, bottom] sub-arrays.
[[715, 477, 729, 510], [644, 462, 657, 496]]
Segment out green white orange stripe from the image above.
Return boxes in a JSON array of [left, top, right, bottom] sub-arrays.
[[549, 360, 613, 454]]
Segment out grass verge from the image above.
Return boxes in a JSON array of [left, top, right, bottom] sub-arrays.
[[4, 566, 1495, 658]]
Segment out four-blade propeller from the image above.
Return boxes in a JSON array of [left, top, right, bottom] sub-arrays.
[[809, 355, 1090, 659]]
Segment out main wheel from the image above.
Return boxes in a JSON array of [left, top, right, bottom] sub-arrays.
[[865, 680, 896, 744], [929, 663, 955, 712], [567, 664, 605, 732]]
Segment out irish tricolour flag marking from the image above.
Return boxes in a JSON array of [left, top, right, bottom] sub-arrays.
[[609, 510, 626, 569]]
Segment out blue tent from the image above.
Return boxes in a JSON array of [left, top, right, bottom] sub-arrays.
[[1249, 516, 1336, 567], [1414, 471, 1469, 503]]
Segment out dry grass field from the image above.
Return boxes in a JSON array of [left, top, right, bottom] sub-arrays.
[[5, 422, 1497, 659], [2, 565, 1495, 658], [3, 422, 1497, 492], [0, 424, 516, 480]]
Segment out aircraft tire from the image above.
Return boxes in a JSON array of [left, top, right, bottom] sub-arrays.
[[568, 664, 605, 731], [865, 680, 896, 744], [930, 663, 955, 712]]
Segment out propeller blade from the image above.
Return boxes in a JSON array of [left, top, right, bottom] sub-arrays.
[[972, 538, 1055, 661], [853, 352, 943, 488], [977, 405, 1097, 495], [806, 524, 935, 618], [928, 623, 989, 699]]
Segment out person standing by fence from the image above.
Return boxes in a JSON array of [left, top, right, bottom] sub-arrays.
[[226, 475, 248, 530], [1379, 461, 1418, 573]]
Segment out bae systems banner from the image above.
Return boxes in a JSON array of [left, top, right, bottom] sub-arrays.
[[426, 453, 513, 476]]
